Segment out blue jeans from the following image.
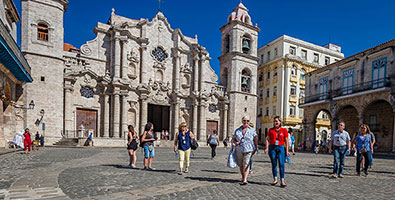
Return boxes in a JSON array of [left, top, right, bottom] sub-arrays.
[[333, 146, 347, 175], [143, 145, 155, 158], [356, 150, 371, 173], [268, 145, 285, 180]]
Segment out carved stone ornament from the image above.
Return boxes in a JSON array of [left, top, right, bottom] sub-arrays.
[[148, 78, 170, 92], [330, 102, 339, 117], [180, 63, 192, 74], [81, 44, 92, 56], [152, 90, 169, 104], [127, 49, 139, 63]]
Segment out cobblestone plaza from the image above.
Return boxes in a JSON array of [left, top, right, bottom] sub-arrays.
[[0, 147, 394, 199]]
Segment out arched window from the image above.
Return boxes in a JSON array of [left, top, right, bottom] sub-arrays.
[[222, 68, 228, 88], [242, 35, 251, 54], [241, 69, 251, 93], [274, 66, 278, 76], [37, 23, 48, 41], [224, 34, 230, 54], [300, 68, 306, 80], [291, 65, 297, 75]]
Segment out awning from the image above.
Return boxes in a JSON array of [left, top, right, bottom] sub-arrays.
[[0, 20, 32, 83]]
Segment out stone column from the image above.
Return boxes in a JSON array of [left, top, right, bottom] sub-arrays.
[[199, 100, 207, 142], [103, 94, 110, 138], [64, 82, 73, 135], [173, 50, 180, 91], [223, 103, 229, 138], [121, 40, 128, 79], [140, 96, 148, 135], [121, 94, 128, 139], [192, 100, 198, 136], [114, 32, 121, 79], [193, 55, 199, 92], [139, 46, 147, 84], [173, 101, 180, 140], [113, 92, 120, 138]]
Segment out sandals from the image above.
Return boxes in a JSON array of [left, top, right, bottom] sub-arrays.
[[271, 180, 278, 186], [280, 182, 287, 188]]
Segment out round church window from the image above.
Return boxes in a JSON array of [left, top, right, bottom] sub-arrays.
[[152, 47, 168, 62], [80, 87, 94, 98]]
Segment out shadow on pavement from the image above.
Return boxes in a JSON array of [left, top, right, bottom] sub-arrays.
[[201, 169, 238, 174], [185, 176, 239, 183], [287, 171, 329, 178], [101, 164, 177, 174]]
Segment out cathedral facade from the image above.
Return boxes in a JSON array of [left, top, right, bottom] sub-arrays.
[[20, 0, 258, 146]]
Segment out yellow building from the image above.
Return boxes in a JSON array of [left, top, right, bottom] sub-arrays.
[[256, 35, 344, 146]]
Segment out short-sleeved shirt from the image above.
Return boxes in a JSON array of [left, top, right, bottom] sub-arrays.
[[267, 128, 288, 146], [355, 133, 372, 151], [233, 126, 257, 153], [291, 136, 295, 145], [331, 130, 350, 147]]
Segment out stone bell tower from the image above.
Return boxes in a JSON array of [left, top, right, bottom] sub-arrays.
[[219, 2, 260, 132]]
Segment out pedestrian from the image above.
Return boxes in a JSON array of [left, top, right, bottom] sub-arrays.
[[141, 122, 156, 170], [352, 124, 373, 176], [314, 141, 320, 154], [290, 132, 295, 155], [23, 128, 32, 154], [208, 130, 219, 159], [328, 121, 351, 178], [233, 116, 257, 185], [174, 122, 196, 175], [88, 132, 94, 146], [165, 130, 169, 140], [322, 139, 326, 153], [265, 116, 289, 187], [126, 125, 139, 168], [223, 137, 229, 149]]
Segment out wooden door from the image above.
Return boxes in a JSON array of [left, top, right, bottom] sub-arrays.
[[206, 121, 218, 141], [76, 109, 97, 138]]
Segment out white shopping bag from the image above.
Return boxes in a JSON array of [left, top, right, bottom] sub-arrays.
[[227, 143, 237, 168]]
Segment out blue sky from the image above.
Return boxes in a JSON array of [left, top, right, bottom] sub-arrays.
[[15, 0, 395, 75]]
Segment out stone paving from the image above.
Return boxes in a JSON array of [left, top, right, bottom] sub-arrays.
[[0, 146, 394, 199]]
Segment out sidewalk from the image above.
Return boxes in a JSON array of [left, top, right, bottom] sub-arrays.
[[0, 148, 22, 156]]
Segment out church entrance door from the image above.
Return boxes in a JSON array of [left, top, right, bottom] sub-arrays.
[[206, 121, 218, 140], [76, 108, 97, 138], [148, 104, 170, 134]]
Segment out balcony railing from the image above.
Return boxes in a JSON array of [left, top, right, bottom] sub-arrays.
[[333, 78, 390, 98], [301, 78, 391, 105]]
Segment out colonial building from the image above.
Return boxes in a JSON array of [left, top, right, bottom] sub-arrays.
[[0, 0, 32, 148], [257, 35, 344, 145], [20, 0, 258, 146], [301, 39, 395, 152]]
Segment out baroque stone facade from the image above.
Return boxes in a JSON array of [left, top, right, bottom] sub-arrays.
[[20, 1, 258, 146], [301, 39, 395, 152]]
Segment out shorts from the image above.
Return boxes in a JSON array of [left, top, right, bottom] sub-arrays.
[[143, 145, 155, 158], [236, 151, 252, 167]]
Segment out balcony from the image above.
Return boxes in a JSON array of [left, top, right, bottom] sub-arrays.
[[272, 96, 277, 103], [265, 79, 270, 86], [259, 99, 263, 106], [265, 97, 270, 104], [273, 76, 278, 84], [290, 75, 297, 83], [289, 94, 297, 103], [316, 118, 331, 127], [259, 81, 264, 88], [300, 78, 391, 106], [300, 78, 305, 86]]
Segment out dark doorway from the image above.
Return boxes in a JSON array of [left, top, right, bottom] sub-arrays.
[[206, 121, 218, 140], [148, 104, 170, 133]]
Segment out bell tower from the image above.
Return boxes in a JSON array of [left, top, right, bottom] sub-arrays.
[[219, 2, 260, 132]]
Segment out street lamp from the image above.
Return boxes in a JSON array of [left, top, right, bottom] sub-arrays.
[[35, 109, 45, 126], [28, 100, 35, 109]]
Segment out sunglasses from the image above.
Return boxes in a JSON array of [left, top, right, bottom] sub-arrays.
[[243, 120, 250, 122]]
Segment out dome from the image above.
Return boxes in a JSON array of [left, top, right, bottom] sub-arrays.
[[227, 3, 252, 25]]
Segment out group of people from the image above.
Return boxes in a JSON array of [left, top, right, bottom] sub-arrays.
[[124, 115, 376, 187]]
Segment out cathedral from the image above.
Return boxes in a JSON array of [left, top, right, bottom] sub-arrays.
[[20, 0, 259, 146]]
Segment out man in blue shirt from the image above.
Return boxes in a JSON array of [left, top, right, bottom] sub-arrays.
[[329, 122, 351, 178]]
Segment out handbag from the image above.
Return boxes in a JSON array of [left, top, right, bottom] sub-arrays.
[[227, 142, 237, 168], [190, 138, 199, 150]]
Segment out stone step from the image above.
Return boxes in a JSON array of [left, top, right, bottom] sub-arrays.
[[53, 138, 79, 146]]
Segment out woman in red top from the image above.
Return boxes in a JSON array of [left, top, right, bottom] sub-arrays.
[[265, 116, 290, 187], [23, 128, 32, 154]]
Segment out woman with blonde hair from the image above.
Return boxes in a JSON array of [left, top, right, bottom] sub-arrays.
[[174, 122, 195, 175]]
